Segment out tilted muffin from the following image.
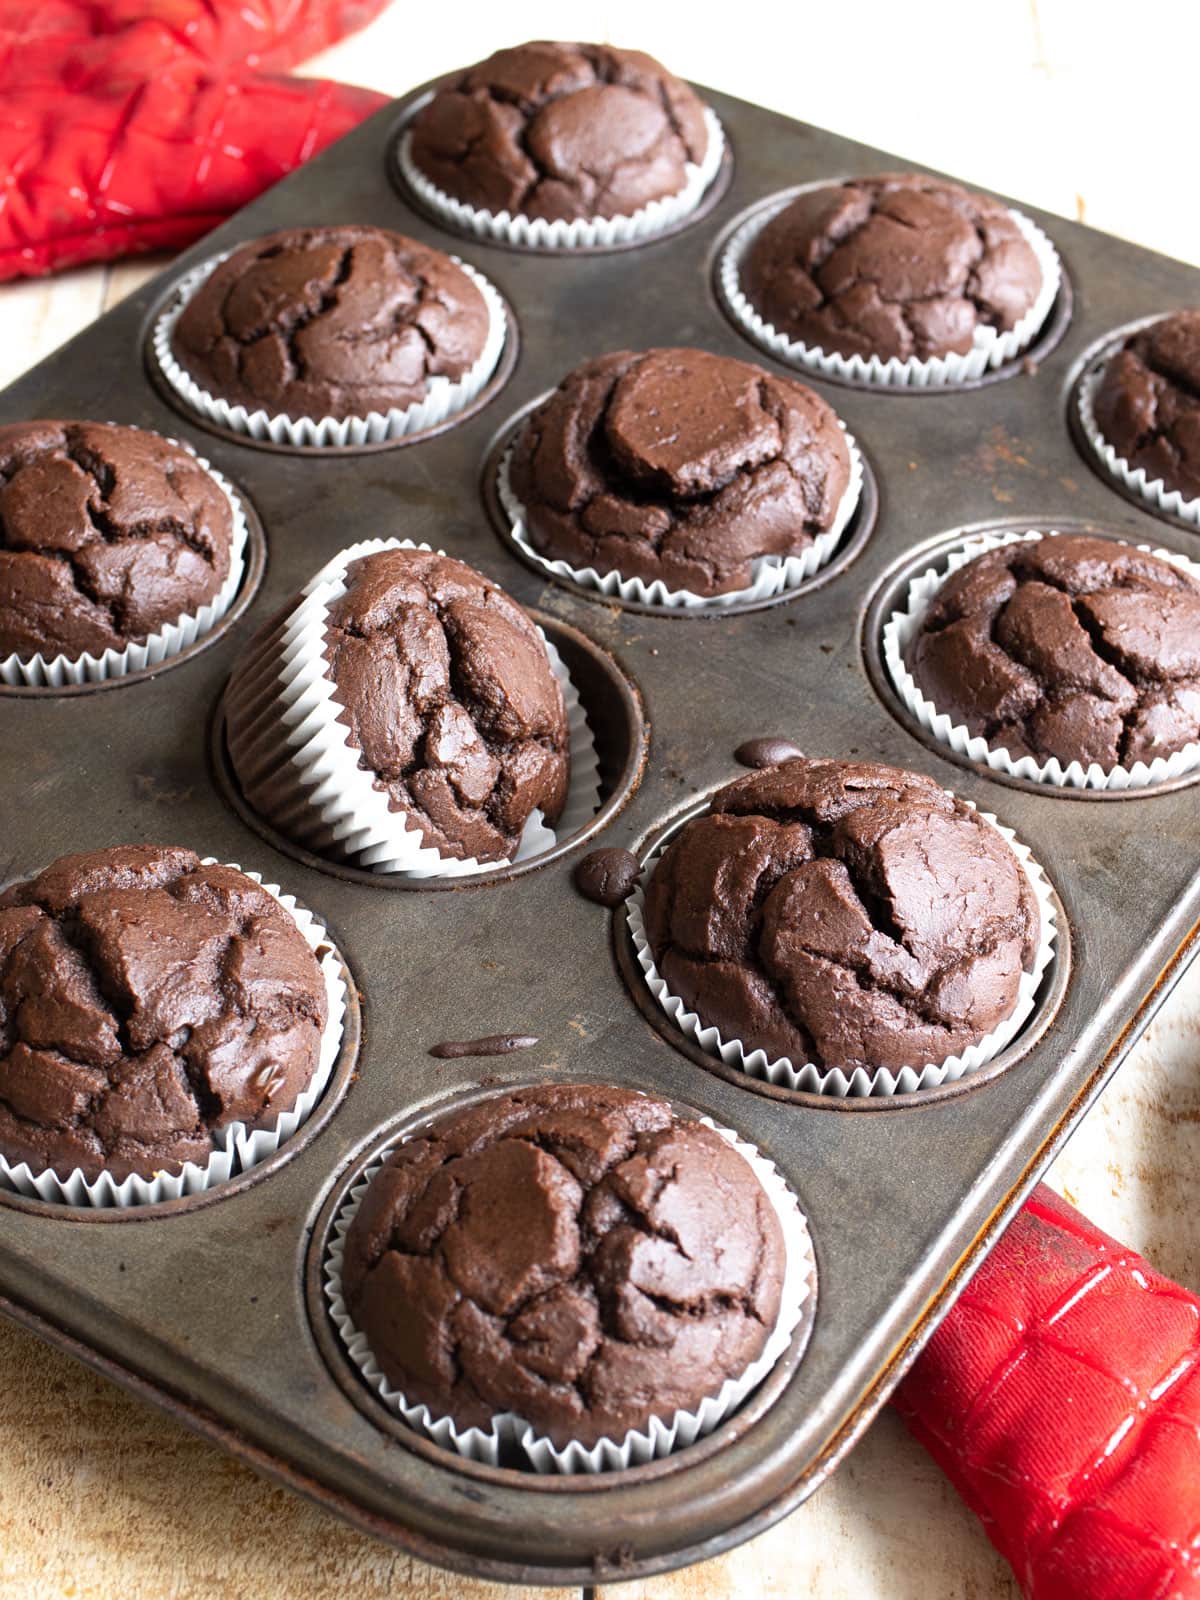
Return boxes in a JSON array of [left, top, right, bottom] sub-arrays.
[[743, 175, 1043, 363], [0, 846, 328, 1182], [908, 536, 1200, 770], [225, 546, 570, 865], [508, 348, 853, 596], [340, 1084, 786, 1448], [0, 421, 234, 662], [643, 759, 1039, 1073], [171, 225, 491, 422], [409, 41, 710, 223], [1092, 312, 1200, 503]]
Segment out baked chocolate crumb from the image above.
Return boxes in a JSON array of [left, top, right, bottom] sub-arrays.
[[574, 847, 642, 906], [429, 1034, 539, 1059], [734, 737, 805, 769]]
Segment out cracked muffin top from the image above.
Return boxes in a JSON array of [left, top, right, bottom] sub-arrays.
[[0, 421, 234, 661], [408, 41, 710, 224], [341, 1083, 786, 1447], [171, 225, 491, 421], [643, 759, 1040, 1074], [0, 846, 328, 1183], [226, 546, 570, 865], [908, 536, 1200, 770], [1092, 311, 1200, 502], [742, 174, 1043, 363], [508, 348, 852, 596]]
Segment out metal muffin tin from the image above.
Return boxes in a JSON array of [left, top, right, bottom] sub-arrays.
[[0, 79, 1197, 1587]]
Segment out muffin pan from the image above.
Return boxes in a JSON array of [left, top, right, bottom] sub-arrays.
[[0, 78, 1197, 1585]]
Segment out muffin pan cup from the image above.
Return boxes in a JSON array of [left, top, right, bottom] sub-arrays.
[[323, 1113, 815, 1474], [0, 81, 1198, 1586]]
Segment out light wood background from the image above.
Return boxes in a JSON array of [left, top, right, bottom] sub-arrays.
[[1, 5, 1198, 1596]]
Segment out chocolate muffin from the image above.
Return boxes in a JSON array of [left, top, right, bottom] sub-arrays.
[[0, 421, 234, 662], [643, 759, 1040, 1073], [408, 42, 710, 223], [226, 546, 571, 865], [341, 1084, 786, 1448], [908, 536, 1200, 770], [171, 226, 491, 421], [1092, 312, 1200, 502], [0, 846, 328, 1183], [509, 348, 852, 596], [742, 175, 1043, 363]]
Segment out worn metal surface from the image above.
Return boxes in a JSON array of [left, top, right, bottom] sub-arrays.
[[0, 83, 1196, 1586]]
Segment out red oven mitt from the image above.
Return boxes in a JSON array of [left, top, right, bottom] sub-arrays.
[[0, 0, 392, 281], [897, 1183, 1200, 1598]]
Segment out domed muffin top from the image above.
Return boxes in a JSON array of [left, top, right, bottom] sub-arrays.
[[909, 535, 1200, 771], [1093, 311, 1200, 503], [0, 845, 328, 1182], [409, 42, 710, 223], [172, 225, 490, 421], [743, 174, 1042, 363], [509, 347, 851, 596], [644, 758, 1039, 1072], [0, 421, 233, 661], [341, 1083, 786, 1447]]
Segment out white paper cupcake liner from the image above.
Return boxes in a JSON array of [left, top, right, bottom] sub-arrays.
[[0, 862, 346, 1208], [628, 806, 1057, 1098], [884, 528, 1200, 791], [229, 538, 601, 879], [1077, 359, 1200, 527], [398, 104, 725, 251], [152, 254, 507, 448], [496, 424, 864, 610], [324, 1109, 814, 1473], [718, 193, 1062, 389], [0, 444, 249, 688]]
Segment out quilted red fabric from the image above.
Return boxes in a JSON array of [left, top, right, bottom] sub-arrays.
[[0, 1, 390, 81], [898, 1184, 1200, 1599], [0, 0, 390, 280]]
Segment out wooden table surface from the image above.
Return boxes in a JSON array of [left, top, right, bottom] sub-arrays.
[[1, 6, 1197, 1596]]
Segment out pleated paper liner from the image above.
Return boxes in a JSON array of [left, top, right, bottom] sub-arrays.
[[224, 538, 602, 880], [1077, 357, 1200, 528], [628, 809, 1058, 1098], [718, 193, 1062, 389], [397, 105, 726, 251], [884, 528, 1200, 791], [152, 254, 507, 448], [323, 1110, 814, 1473], [495, 423, 865, 611], [0, 862, 346, 1208], [0, 447, 249, 688]]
